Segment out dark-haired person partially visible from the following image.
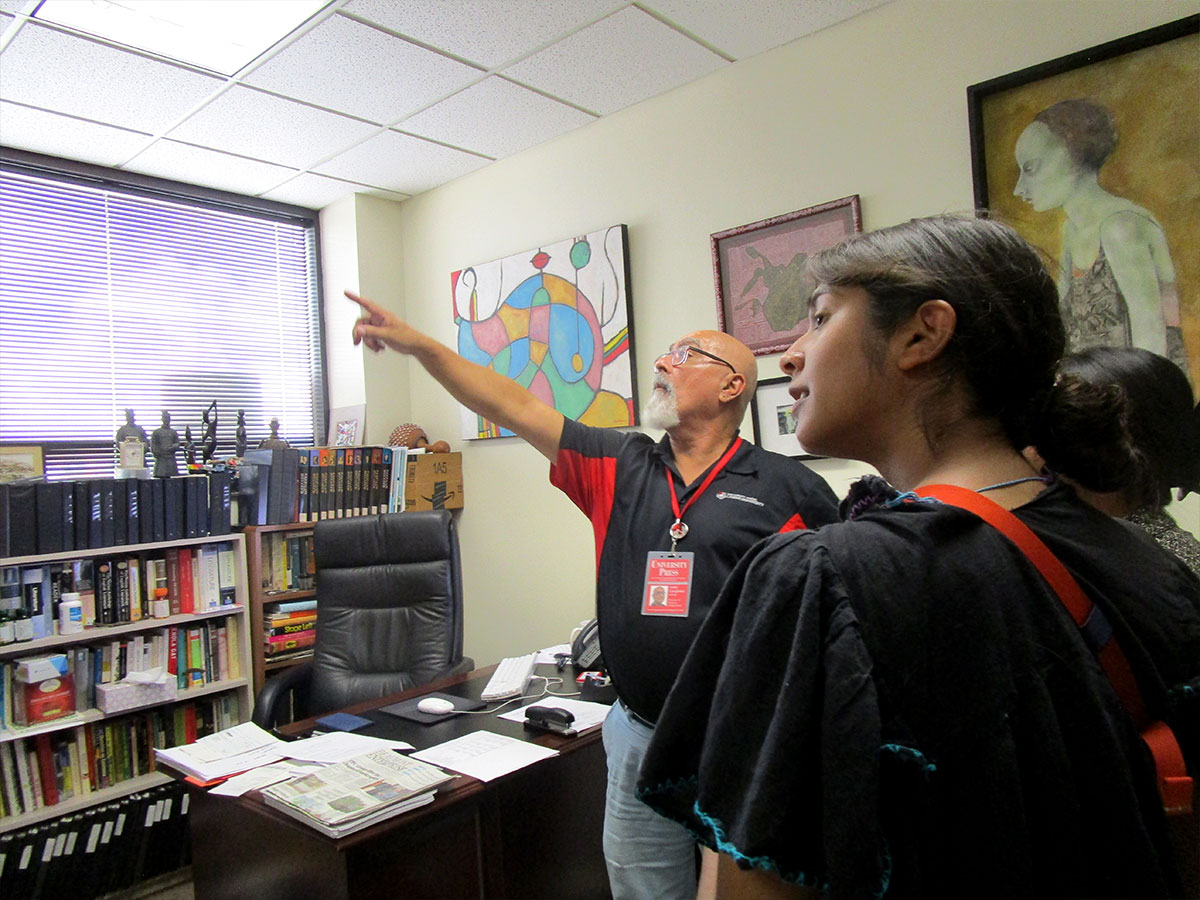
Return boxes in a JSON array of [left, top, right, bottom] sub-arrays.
[[1041, 345, 1200, 577], [637, 215, 1200, 899]]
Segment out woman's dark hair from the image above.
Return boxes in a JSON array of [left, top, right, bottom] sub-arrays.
[[806, 214, 1064, 449], [1033, 99, 1118, 172], [1039, 347, 1200, 509]]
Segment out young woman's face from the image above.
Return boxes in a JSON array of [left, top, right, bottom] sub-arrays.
[[779, 285, 891, 461], [1013, 121, 1080, 212]]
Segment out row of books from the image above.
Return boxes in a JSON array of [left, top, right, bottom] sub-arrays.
[[0, 780, 191, 899], [0, 470, 234, 559], [262, 598, 316, 661], [259, 529, 315, 593], [236, 445, 461, 526], [0, 618, 244, 732], [0, 695, 237, 820], [0, 542, 240, 642]]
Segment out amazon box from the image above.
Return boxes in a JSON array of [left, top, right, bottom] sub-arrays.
[[405, 452, 464, 511]]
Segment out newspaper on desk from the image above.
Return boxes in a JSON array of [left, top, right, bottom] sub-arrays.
[[261, 747, 455, 830]]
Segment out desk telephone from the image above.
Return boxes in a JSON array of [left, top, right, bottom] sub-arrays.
[[571, 618, 602, 670]]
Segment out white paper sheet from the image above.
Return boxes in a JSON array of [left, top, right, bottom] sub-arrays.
[[210, 761, 321, 797], [535, 643, 572, 664], [497, 697, 612, 733], [410, 731, 557, 782], [282, 732, 414, 763]]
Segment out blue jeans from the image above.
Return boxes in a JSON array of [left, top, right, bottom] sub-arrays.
[[602, 701, 697, 900]]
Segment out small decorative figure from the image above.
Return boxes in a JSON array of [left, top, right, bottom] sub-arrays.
[[235, 409, 248, 457], [150, 411, 181, 478], [201, 400, 218, 463], [183, 426, 196, 467], [115, 408, 149, 468], [257, 417, 290, 449], [388, 423, 451, 453]]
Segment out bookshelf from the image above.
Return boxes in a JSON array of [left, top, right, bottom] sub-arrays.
[[242, 523, 316, 694], [0, 532, 253, 834]]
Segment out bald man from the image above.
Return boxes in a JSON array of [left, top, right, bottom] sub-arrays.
[[348, 292, 838, 900]]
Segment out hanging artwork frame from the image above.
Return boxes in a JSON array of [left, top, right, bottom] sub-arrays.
[[967, 15, 1199, 386], [712, 195, 861, 356], [450, 225, 637, 440], [750, 376, 818, 459]]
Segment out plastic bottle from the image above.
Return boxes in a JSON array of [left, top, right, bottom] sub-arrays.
[[59, 592, 84, 634]]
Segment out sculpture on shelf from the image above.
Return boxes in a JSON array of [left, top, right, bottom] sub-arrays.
[[114, 408, 149, 468], [257, 417, 290, 449], [201, 400, 218, 463], [235, 409, 247, 457], [388, 423, 451, 453], [183, 426, 196, 467], [150, 410, 181, 478]]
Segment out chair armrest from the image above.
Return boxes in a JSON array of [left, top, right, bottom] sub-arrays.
[[445, 656, 474, 679], [252, 661, 314, 730]]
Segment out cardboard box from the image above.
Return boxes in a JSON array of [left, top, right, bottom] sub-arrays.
[[14, 654, 75, 726], [405, 452, 464, 511], [95, 678, 178, 714]]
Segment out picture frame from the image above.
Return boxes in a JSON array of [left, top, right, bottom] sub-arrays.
[[451, 224, 636, 440], [327, 404, 365, 447], [967, 15, 1199, 385], [0, 445, 44, 482], [712, 195, 861, 356], [750, 376, 817, 459]]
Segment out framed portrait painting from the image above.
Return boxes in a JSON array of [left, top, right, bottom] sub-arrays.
[[750, 376, 817, 459], [967, 15, 1199, 388], [713, 195, 861, 356], [451, 224, 636, 440]]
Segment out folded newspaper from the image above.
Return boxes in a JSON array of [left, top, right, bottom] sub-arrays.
[[261, 748, 454, 837]]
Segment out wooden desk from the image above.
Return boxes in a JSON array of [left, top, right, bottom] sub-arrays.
[[188, 665, 612, 900]]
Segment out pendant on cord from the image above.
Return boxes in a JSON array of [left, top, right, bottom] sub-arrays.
[[669, 520, 688, 541]]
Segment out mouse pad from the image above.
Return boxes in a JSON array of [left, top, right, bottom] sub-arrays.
[[378, 691, 487, 724]]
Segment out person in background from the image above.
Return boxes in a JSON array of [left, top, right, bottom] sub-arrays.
[[347, 290, 840, 900], [1037, 346, 1200, 577], [637, 215, 1200, 899]]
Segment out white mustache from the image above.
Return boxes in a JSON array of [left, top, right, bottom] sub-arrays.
[[652, 374, 674, 395]]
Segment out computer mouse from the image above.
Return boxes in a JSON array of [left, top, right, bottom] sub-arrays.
[[417, 697, 456, 715]]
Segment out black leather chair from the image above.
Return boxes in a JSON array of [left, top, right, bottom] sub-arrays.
[[253, 510, 473, 729]]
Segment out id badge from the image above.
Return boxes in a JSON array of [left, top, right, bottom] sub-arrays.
[[642, 551, 693, 617]]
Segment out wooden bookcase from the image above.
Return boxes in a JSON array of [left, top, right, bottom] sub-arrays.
[[0, 532, 253, 833], [242, 523, 316, 695]]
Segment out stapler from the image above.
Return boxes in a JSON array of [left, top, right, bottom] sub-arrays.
[[523, 705, 577, 736]]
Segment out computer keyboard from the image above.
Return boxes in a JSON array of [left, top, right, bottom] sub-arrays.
[[480, 652, 539, 701]]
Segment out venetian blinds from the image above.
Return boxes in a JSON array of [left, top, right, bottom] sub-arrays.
[[0, 164, 324, 481]]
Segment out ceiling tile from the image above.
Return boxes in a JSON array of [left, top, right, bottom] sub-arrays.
[[244, 14, 482, 124], [0, 2, 26, 14], [166, 85, 380, 169], [342, 0, 621, 69], [0, 102, 151, 167], [646, 0, 892, 60], [401, 76, 595, 159], [122, 139, 298, 196], [0, 23, 223, 133], [314, 130, 489, 196], [502, 6, 725, 116], [261, 172, 409, 208]]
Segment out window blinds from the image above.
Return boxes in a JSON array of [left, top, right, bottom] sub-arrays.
[[0, 167, 324, 481]]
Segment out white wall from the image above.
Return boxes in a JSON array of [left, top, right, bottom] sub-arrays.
[[328, 0, 1200, 666]]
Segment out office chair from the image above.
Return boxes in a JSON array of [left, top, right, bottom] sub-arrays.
[[252, 510, 473, 729]]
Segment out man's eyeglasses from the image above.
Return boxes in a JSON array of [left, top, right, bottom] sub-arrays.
[[659, 345, 737, 373]]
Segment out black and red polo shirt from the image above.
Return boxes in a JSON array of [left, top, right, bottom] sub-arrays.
[[550, 418, 839, 724]]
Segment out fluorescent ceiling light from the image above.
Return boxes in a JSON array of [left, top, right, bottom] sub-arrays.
[[33, 0, 330, 75]]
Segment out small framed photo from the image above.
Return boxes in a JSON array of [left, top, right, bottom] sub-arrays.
[[0, 445, 44, 482], [327, 404, 365, 447], [750, 376, 818, 459], [713, 195, 862, 356]]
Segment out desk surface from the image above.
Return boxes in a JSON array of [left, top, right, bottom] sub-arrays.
[[190, 664, 613, 900]]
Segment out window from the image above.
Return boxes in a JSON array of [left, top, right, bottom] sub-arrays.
[[0, 155, 324, 480]]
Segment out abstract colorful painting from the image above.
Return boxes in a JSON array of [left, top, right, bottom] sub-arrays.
[[451, 225, 637, 439]]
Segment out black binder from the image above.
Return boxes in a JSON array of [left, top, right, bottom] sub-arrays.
[[163, 477, 184, 542], [7, 481, 37, 557], [59, 479, 76, 553], [112, 480, 129, 546], [98, 479, 116, 548], [138, 479, 156, 544], [126, 479, 141, 545], [73, 481, 89, 551], [35, 482, 65, 555]]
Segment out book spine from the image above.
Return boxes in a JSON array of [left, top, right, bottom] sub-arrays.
[[177, 549, 194, 615], [164, 549, 182, 617]]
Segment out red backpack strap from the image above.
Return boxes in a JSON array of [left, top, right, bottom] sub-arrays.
[[917, 483, 1191, 815]]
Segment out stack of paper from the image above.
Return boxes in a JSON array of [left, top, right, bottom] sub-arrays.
[[154, 722, 286, 781], [261, 748, 454, 838]]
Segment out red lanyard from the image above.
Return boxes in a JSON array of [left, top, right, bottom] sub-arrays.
[[664, 437, 742, 550]]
